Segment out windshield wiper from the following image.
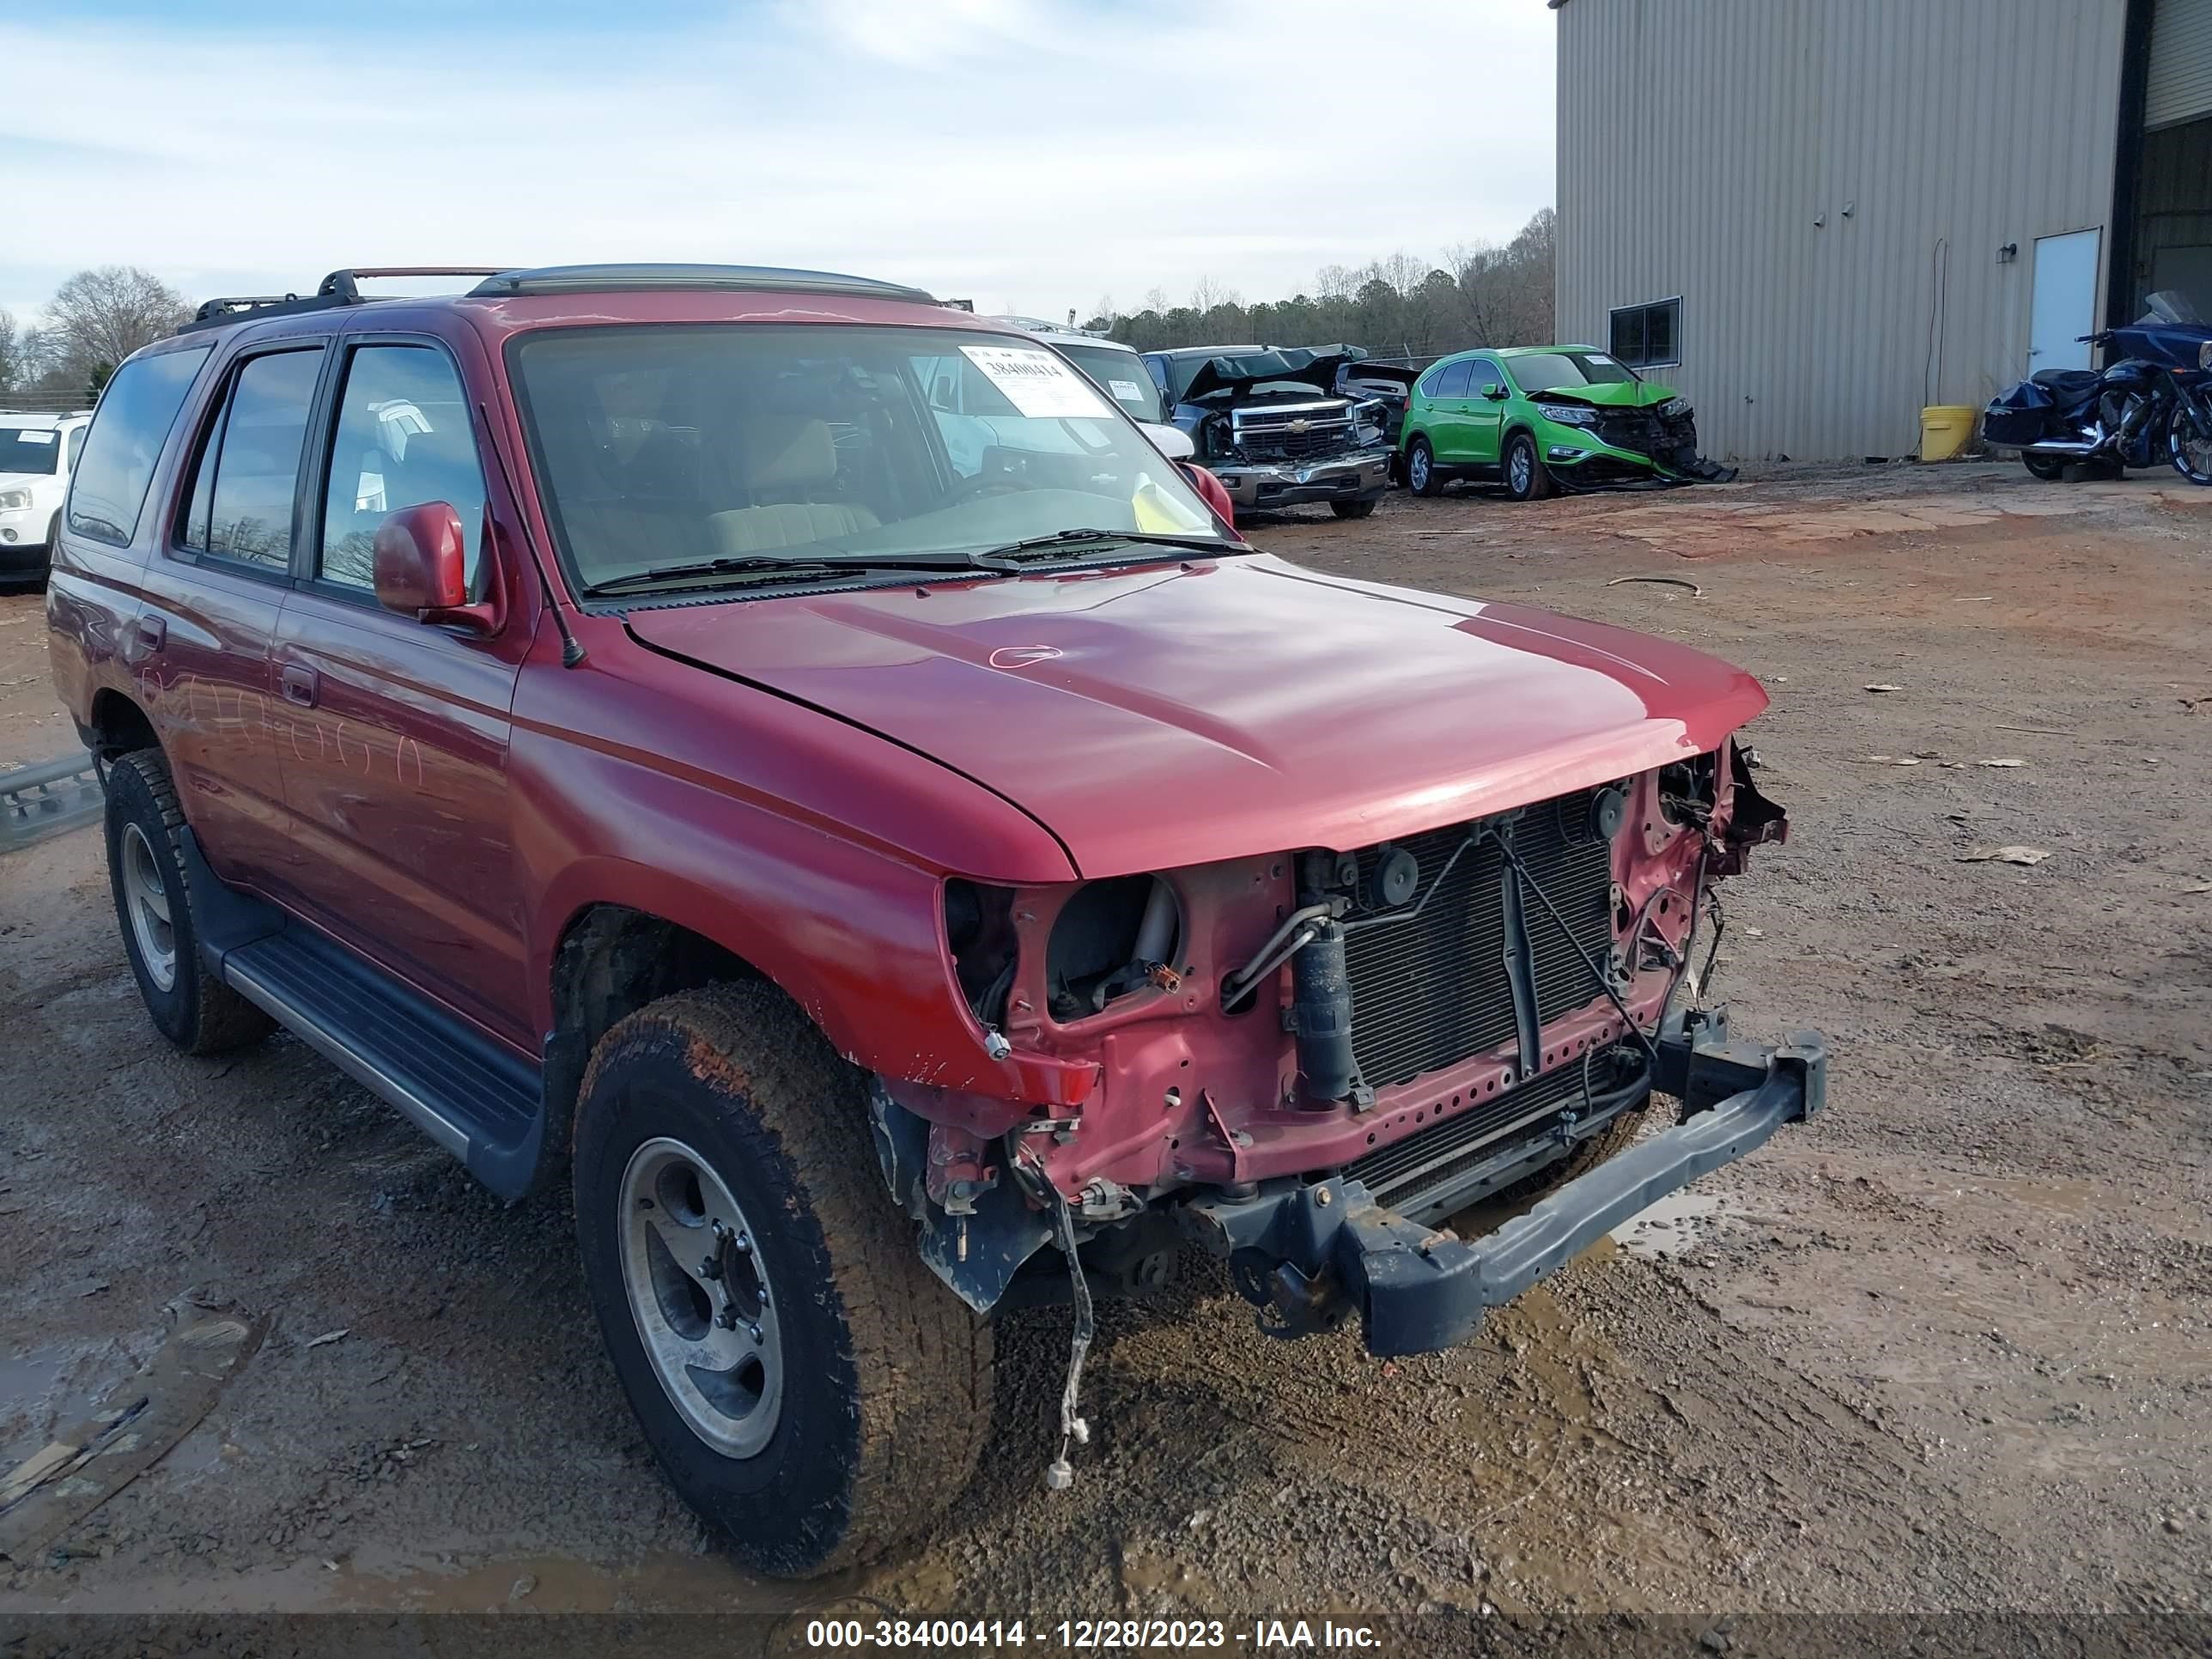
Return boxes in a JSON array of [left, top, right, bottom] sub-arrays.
[[585, 553, 977, 597], [967, 529, 1234, 568]]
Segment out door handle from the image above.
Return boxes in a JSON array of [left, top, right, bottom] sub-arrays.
[[280, 664, 319, 708], [121, 614, 166, 664]]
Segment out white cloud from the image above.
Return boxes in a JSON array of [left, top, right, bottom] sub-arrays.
[[0, 1, 1553, 326]]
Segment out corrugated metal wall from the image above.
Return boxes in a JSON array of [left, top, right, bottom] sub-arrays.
[[2147, 0, 2212, 126], [1556, 0, 2128, 460]]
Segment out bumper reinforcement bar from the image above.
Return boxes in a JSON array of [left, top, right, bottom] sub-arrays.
[[1181, 1010, 1826, 1356]]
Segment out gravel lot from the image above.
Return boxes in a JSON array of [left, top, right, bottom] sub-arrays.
[[1, 461, 2206, 1638]]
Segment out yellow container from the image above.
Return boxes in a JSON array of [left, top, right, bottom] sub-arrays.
[[1919, 404, 1976, 461]]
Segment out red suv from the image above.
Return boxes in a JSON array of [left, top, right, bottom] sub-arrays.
[[47, 264, 1822, 1577]]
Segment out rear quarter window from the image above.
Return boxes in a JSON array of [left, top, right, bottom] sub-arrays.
[[67, 347, 214, 546]]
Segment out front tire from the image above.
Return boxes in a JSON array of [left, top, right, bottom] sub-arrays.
[[573, 983, 994, 1577], [104, 750, 273, 1055], [1406, 437, 1441, 497], [2170, 404, 2212, 485], [1330, 495, 1378, 520], [1504, 431, 1552, 501]]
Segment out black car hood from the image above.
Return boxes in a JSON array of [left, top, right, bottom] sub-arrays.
[[1178, 345, 1366, 403]]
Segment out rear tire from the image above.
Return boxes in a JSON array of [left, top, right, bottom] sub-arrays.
[[2020, 452, 2067, 481], [104, 750, 273, 1056], [572, 982, 994, 1577], [1406, 437, 1442, 497], [1504, 431, 1552, 501], [1330, 496, 1378, 520]]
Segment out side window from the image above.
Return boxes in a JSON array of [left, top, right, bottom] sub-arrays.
[[1432, 359, 1473, 399], [319, 344, 489, 593], [66, 346, 213, 546], [1143, 356, 1170, 394], [179, 348, 325, 569], [1471, 361, 1504, 396], [65, 426, 88, 471]]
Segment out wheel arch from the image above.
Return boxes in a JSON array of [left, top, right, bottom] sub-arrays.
[[87, 686, 160, 761], [540, 892, 795, 1176]]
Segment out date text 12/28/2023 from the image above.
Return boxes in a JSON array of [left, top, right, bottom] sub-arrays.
[[803, 1618, 1385, 1650]]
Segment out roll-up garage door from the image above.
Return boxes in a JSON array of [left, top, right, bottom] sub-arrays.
[[2147, 0, 2212, 129]]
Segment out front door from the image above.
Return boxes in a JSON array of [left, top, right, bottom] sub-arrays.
[[1464, 359, 1509, 464], [270, 333, 536, 1050], [2030, 229, 2102, 374], [1425, 358, 1475, 462]]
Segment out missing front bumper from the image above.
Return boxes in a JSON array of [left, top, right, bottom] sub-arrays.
[[1179, 1010, 1826, 1355]]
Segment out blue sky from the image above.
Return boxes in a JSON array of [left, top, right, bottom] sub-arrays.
[[3, 0, 1555, 327]]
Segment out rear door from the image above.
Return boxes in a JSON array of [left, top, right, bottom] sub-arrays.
[[1464, 359, 1509, 464], [268, 327, 537, 1048], [141, 338, 331, 900]]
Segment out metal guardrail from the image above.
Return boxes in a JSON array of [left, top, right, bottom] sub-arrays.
[[0, 750, 102, 852]]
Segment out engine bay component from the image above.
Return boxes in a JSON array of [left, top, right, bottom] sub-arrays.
[[1046, 876, 1182, 1019]]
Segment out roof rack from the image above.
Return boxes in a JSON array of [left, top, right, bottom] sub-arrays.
[[464, 264, 934, 304], [179, 267, 508, 334]]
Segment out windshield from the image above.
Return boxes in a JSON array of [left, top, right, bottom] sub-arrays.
[[510, 325, 1224, 592], [2139, 289, 2206, 326], [1504, 351, 1640, 393], [0, 427, 62, 477], [1053, 342, 1165, 424]]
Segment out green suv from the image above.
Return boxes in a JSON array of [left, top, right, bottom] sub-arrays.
[[1398, 346, 1733, 501]]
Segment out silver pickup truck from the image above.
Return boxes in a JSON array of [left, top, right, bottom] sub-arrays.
[[1141, 344, 1393, 520]]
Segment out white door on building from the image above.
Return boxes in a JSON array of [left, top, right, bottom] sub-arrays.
[[2029, 229, 2102, 373]]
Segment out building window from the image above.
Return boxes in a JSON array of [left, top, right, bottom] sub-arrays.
[[1608, 298, 1681, 369]]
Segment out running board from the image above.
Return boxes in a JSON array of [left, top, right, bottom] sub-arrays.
[[179, 830, 549, 1200]]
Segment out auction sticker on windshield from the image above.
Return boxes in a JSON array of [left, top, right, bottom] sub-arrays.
[[960, 345, 1115, 419]]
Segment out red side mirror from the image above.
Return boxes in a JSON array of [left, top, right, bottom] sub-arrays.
[[1178, 461, 1236, 529], [373, 501, 471, 617]]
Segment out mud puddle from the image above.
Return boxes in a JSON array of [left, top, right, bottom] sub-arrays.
[[1612, 1190, 1738, 1260]]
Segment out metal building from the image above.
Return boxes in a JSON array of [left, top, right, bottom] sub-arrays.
[[1553, 0, 2212, 460]]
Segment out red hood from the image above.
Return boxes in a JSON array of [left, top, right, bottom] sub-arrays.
[[623, 555, 1768, 878]]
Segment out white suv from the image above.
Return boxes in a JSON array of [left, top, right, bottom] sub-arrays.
[[988, 318, 1195, 459], [0, 410, 92, 581]]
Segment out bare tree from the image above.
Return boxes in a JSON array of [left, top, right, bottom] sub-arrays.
[[0, 308, 17, 394], [41, 266, 192, 390], [1103, 210, 1558, 357], [1371, 251, 1427, 299]]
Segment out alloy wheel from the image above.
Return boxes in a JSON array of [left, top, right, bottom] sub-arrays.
[[617, 1136, 784, 1457], [2172, 409, 2212, 484], [119, 821, 178, 993]]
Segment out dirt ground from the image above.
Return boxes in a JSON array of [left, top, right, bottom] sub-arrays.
[[1, 460, 2206, 1642]]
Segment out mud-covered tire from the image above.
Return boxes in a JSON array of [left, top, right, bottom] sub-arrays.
[[1406, 437, 1441, 497], [103, 749, 273, 1056], [1331, 495, 1379, 520], [571, 982, 994, 1577], [1504, 431, 1551, 501]]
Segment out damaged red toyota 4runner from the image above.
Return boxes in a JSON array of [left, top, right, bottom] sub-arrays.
[[47, 265, 1824, 1577]]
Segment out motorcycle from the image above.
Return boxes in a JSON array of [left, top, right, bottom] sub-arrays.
[[1984, 290, 2212, 484]]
